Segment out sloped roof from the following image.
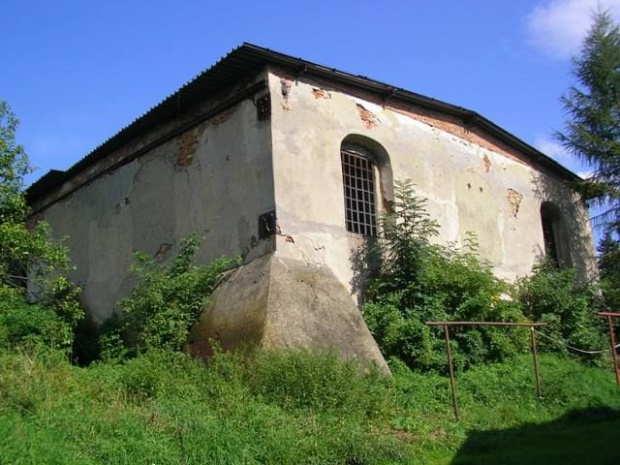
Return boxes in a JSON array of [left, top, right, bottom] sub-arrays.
[[27, 43, 579, 204]]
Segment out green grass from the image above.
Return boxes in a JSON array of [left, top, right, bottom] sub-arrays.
[[0, 348, 618, 464]]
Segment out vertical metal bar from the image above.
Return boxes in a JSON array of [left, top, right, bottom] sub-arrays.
[[607, 316, 620, 388], [444, 324, 459, 421], [530, 327, 542, 397]]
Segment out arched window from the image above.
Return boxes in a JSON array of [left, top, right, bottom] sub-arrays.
[[540, 202, 571, 268], [341, 148, 377, 236], [340, 135, 393, 237]]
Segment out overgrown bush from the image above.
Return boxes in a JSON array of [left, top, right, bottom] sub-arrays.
[[0, 286, 77, 350], [363, 180, 528, 372], [1, 347, 619, 464], [516, 262, 605, 354], [104, 234, 238, 357]]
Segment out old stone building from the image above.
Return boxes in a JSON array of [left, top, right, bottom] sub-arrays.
[[27, 44, 596, 366]]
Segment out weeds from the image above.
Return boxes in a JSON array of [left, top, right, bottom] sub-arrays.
[[0, 348, 618, 464]]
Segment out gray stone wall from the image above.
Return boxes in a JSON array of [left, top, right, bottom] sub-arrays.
[[36, 75, 275, 324]]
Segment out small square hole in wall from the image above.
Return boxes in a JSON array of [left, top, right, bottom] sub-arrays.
[[258, 210, 276, 239]]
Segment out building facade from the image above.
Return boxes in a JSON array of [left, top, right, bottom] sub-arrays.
[[28, 44, 596, 366]]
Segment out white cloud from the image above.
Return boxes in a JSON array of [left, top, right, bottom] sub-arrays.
[[526, 0, 620, 60], [534, 135, 570, 161]]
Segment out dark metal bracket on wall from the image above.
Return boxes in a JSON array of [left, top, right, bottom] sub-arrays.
[[256, 93, 271, 120]]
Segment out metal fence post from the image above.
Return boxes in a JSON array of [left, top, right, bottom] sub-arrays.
[[530, 326, 542, 397], [443, 324, 459, 421]]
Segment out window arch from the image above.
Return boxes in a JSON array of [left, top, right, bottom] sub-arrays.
[[540, 202, 571, 268], [340, 135, 393, 236]]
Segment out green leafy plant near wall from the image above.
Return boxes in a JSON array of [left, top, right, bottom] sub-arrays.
[[362, 180, 529, 372], [362, 180, 606, 372], [0, 100, 82, 351], [517, 263, 606, 355], [100, 234, 239, 359]]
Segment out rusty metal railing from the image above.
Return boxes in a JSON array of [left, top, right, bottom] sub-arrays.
[[599, 312, 620, 388], [425, 321, 548, 421]]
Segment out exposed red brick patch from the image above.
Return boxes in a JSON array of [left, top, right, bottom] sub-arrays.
[[389, 105, 526, 166], [177, 129, 198, 167], [284, 235, 295, 243], [356, 104, 380, 129], [483, 154, 492, 173], [312, 88, 331, 99]]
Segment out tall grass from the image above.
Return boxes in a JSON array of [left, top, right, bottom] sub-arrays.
[[0, 348, 618, 464]]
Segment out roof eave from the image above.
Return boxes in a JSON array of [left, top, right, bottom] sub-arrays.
[[27, 43, 582, 206]]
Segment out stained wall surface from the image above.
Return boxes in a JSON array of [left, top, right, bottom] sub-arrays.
[[29, 63, 597, 357], [267, 67, 596, 295], [33, 77, 275, 324]]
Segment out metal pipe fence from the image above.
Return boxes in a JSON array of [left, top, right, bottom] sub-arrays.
[[425, 321, 548, 421]]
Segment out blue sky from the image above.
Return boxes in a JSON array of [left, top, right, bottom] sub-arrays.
[[2, 0, 618, 191]]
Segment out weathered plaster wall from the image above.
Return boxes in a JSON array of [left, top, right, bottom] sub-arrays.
[[37, 78, 275, 324], [268, 68, 596, 294], [30, 63, 596, 366]]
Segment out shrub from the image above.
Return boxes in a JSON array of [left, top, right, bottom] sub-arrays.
[[112, 234, 239, 355], [363, 180, 529, 372], [516, 262, 606, 354], [0, 286, 77, 350]]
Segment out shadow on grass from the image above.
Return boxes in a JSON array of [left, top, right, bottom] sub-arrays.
[[451, 407, 620, 465]]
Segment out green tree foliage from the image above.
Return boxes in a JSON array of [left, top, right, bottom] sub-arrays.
[[0, 101, 81, 350], [363, 180, 528, 372], [110, 234, 239, 356], [557, 11, 620, 231]]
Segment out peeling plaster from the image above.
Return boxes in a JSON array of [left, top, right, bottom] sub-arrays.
[[507, 188, 523, 218], [483, 154, 492, 173], [280, 79, 292, 110]]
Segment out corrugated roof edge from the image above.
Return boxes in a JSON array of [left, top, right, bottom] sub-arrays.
[[27, 42, 580, 205]]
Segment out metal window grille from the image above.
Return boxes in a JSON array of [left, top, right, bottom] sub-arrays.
[[341, 149, 377, 236]]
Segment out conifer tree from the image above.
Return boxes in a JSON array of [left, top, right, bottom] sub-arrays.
[[557, 11, 620, 234]]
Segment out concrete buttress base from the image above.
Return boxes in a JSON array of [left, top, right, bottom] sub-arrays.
[[189, 253, 387, 370]]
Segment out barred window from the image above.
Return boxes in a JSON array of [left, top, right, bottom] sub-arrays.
[[341, 149, 377, 236]]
